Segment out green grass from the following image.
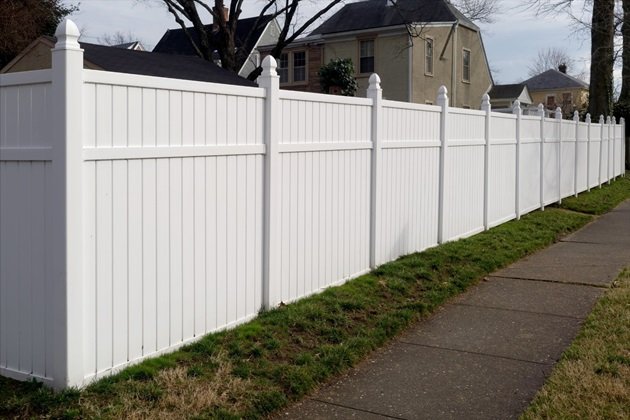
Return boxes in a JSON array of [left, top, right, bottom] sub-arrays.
[[1, 175, 628, 419], [521, 268, 630, 420], [558, 174, 630, 214]]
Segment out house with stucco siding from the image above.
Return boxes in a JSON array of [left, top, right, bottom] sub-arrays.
[[265, 0, 493, 109]]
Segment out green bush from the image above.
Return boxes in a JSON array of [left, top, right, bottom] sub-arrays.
[[319, 58, 359, 96]]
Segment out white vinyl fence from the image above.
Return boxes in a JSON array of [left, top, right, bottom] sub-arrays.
[[0, 21, 626, 389]]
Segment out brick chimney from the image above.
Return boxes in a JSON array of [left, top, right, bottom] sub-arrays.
[[212, 6, 229, 32], [558, 63, 567, 74]]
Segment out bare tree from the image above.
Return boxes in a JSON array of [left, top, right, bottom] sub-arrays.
[[588, 0, 616, 116], [524, 0, 617, 117], [619, 0, 630, 103], [159, 0, 344, 80], [98, 31, 144, 47], [450, 0, 501, 23], [527, 47, 577, 76]]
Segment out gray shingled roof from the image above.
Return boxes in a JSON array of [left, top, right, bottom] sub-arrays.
[[311, 0, 478, 36], [488, 84, 527, 100], [153, 15, 273, 57], [81, 42, 256, 86], [523, 69, 588, 91]]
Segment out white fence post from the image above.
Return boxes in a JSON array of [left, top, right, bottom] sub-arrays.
[[608, 115, 617, 180], [607, 116, 612, 184], [573, 111, 579, 197], [597, 115, 604, 188], [556, 107, 562, 204], [437, 86, 449, 244], [51, 19, 84, 388], [482, 94, 491, 230], [539, 103, 545, 210], [258, 56, 281, 309], [624, 118, 627, 176], [368, 74, 383, 268], [586, 113, 592, 192], [513, 100, 522, 219]]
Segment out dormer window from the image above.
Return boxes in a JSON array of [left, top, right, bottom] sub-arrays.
[[360, 40, 375, 74]]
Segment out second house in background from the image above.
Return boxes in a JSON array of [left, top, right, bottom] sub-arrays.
[[262, 0, 493, 109]]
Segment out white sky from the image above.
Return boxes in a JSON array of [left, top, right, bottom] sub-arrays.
[[64, 0, 594, 84]]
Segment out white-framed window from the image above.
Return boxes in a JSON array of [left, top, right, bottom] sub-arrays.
[[278, 50, 307, 84], [546, 94, 556, 109], [293, 51, 306, 82], [278, 53, 289, 83], [359, 39, 375, 74], [562, 92, 572, 106], [462, 48, 471, 83], [425, 37, 434, 75]]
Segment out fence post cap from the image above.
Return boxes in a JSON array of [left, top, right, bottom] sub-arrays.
[[612, 116, 616, 124], [621, 117, 625, 124], [481, 93, 491, 112], [368, 73, 382, 90], [555, 107, 562, 119], [537, 103, 545, 117], [573, 110, 580, 121], [606, 115, 611, 124], [54, 19, 81, 49], [599, 115, 605, 123], [586, 113, 591, 123], [260, 55, 278, 77], [437, 85, 448, 107], [512, 100, 521, 115]]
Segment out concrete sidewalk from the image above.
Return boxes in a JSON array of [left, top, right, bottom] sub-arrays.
[[277, 200, 630, 420]]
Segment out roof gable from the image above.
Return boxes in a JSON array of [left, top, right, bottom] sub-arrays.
[[523, 69, 588, 91], [153, 15, 273, 56], [310, 0, 478, 36]]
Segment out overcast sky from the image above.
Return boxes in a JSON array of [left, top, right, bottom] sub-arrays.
[[65, 0, 595, 85]]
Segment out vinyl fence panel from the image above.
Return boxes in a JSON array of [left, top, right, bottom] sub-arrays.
[[1, 20, 625, 389]]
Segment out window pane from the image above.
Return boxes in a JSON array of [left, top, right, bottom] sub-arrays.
[[293, 51, 305, 67], [360, 40, 375, 73], [278, 53, 289, 83], [463, 50, 471, 82], [293, 51, 306, 82], [562, 92, 572, 105], [360, 57, 374, 74], [360, 40, 374, 57], [425, 39, 433, 74]]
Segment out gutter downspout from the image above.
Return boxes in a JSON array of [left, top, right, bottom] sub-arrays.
[[440, 21, 459, 107], [408, 34, 413, 102], [451, 23, 458, 107]]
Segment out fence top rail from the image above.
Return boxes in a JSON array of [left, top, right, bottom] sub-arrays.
[[278, 89, 372, 106], [490, 112, 517, 120], [451, 108, 486, 117], [382, 99, 441, 113], [84, 69, 266, 98], [521, 115, 541, 122], [0, 69, 52, 87]]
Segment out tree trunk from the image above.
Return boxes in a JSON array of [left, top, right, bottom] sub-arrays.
[[620, 0, 630, 103], [588, 0, 615, 117]]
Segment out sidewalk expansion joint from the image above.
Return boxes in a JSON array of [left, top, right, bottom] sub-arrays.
[[489, 275, 610, 289], [397, 341, 553, 367], [308, 398, 407, 420], [559, 239, 608, 245], [452, 302, 587, 320]]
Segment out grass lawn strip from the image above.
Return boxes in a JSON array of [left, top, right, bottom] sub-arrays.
[[521, 267, 630, 420], [0, 174, 628, 419]]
